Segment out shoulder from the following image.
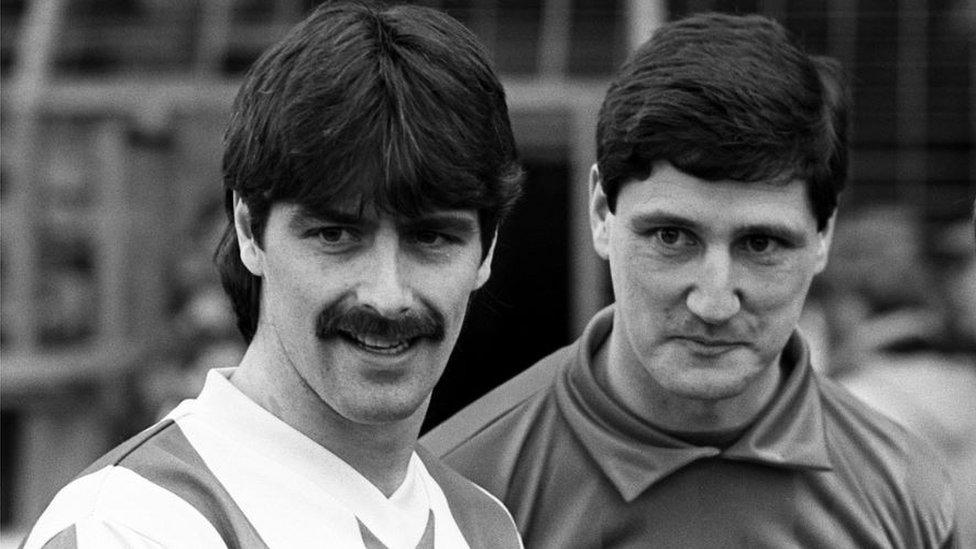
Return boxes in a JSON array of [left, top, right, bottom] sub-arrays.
[[816, 375, 957, 544], [419, 343, 576, 518], [421, 342, 574, 457], [22, 417, 257, 549], [416, 445, 507, 512], [818, 373, 949, 467], [21, 441, 225, 548], [416, 448, 523, 549]]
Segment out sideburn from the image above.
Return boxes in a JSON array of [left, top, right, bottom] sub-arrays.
[[215, 222, 262, 343]]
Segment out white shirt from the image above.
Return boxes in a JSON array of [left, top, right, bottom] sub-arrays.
[[23, 369, 473, 549]]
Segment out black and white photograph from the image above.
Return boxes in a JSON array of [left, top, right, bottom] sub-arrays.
[[1, 1, 974, 547]]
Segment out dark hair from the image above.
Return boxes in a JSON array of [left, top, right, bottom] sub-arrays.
[[596, 12, 849, 230], [215, 0, 523, 342]]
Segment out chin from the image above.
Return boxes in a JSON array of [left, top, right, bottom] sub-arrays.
[[342, 395, 427, 425], [668, 377, 753, 402], [664, 356, 763, 402]]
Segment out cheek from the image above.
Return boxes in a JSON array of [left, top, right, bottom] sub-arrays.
[[610, 250, 681, 315], [262, 254, 339, 324], [414, 261, 481, 311], [744, 262, 817, 319]]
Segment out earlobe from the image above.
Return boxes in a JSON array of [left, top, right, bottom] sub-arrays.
[[233, 193, 265, 277], [814, 214, 835, 273], [589, 164, 611, 260], [475, 233, 497, 289]]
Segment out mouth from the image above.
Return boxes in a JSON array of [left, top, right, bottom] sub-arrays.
[[338, 331, 416, 356], [675, 336, 746, 355]]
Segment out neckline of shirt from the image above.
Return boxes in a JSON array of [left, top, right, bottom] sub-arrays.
[[553, 306, 833, 501], [169, 368, 434, 547]]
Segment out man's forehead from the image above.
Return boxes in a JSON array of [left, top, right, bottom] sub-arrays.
[[619, 167, 818, 232]]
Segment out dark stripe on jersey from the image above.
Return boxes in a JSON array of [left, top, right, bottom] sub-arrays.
[[416, 446, 521, 549], [38, 525, 76, 549], [80, 419, 266, 549], [417, 511, 436, 549]]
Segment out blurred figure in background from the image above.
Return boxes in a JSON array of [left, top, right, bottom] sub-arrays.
[[19, 2, 525, 547], [830, 208, 976, 547], [815, 204, 948, 377]]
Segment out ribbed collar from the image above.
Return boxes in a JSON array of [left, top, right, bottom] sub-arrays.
[[555, 306, 832, 502]]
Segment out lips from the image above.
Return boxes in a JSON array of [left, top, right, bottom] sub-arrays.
[[674, 336, 747, 356], [339, 330, 413, 356], [682, 337, 744, 347]]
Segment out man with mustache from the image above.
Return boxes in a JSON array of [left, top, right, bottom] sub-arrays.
[[22, 2, 523, 548], [424, 12, 958, 548]]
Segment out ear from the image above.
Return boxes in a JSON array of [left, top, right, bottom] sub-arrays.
[[589, 164, 612, 260], [813, 214, 835, 274], [475, 232, 497, 289], [233, 193, 265, 277]]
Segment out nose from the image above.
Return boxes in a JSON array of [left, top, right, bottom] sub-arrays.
[[354, 232, 415, 317], [686, 250, 741, 324]]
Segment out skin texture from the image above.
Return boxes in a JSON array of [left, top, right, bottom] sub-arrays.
[[230, 197, 491, 495], [591, 162, 833, 433]]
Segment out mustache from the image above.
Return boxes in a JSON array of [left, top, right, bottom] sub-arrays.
[[315, 301, 445, 342]]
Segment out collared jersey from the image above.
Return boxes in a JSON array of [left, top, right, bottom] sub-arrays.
[[422, 307, 958, 549], [24, 369, 522, 549]]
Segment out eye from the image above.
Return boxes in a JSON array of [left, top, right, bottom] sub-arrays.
[[310, 226, 358, 247], [744, 235, 773, 253], [740, 234, 793, 256], [414, 230, 445, 246], [402, 215, 477, 252], [316, 227, 346, 242], [657, 228, 682, 245], [650, 227, 696, 249], [412, 229, 464, 249]]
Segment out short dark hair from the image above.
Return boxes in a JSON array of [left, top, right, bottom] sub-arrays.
[[596, 12, 849, 230], [215, 0, 523, 342]]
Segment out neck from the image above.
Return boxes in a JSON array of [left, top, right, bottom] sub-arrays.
[[230, 337, 422, 497], [597, 327, 783, 435]]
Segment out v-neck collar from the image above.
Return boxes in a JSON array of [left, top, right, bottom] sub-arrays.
[[187, 369, 433, 547]]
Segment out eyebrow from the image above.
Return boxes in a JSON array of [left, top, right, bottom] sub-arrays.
[[289, 206, 368, 232], [289, 206, 478, 235], [401, 212, 479, 235], [630, 211, 809, 244], [629, 212, 699, 231], [735, 223, 808, 245]]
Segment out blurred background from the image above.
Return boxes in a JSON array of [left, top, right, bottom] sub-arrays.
[[1, 0, 974, 544]]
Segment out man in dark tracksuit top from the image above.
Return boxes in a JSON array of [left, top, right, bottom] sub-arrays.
[[23, 2, 524, 547], [423, 12, 958, 549]]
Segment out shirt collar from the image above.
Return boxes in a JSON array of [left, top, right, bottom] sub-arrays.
[[555, 306, 832, 502]]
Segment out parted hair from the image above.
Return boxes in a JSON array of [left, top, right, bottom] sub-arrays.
[[596, 12, 849, 230], [215, 0, 523, 342]]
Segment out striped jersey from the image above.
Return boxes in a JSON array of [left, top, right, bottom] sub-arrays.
[[23, 369, 522, 549]]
